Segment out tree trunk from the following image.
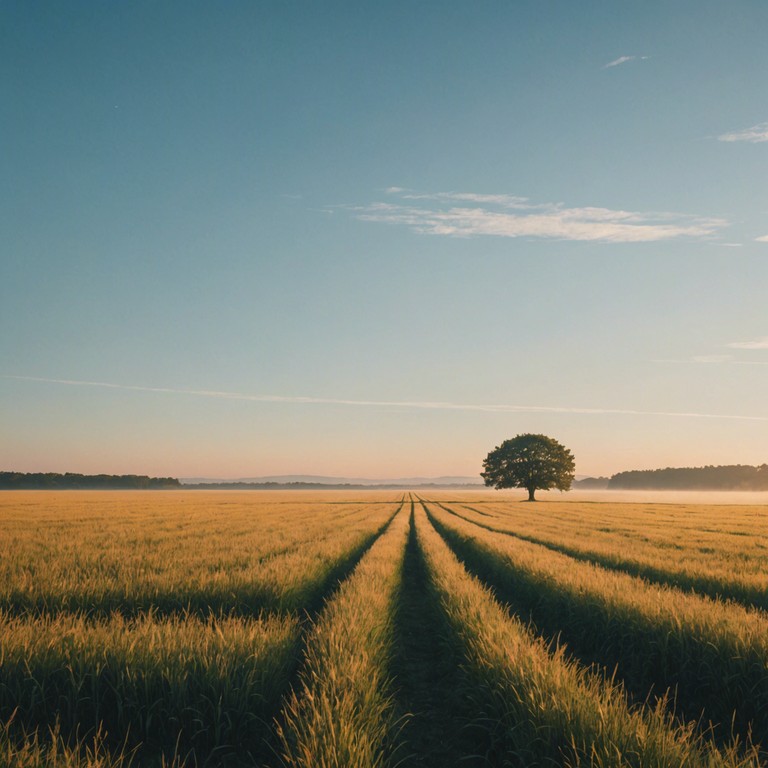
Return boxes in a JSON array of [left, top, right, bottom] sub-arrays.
[[527, 487, 536, 502]]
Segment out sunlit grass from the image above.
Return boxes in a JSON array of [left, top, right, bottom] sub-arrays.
[[0, 492, 397, 616], [0, 610, 300, 761], [0, 491, 401, 765], [0, 720, 136, 768], [425, 499, 768, 745], [2, 491, 768, 766], [275, 503, 410, 768], [440, 498, 768, 608], [414, 501, 759, 767]]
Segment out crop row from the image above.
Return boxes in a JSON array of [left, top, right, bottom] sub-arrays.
[[438, 501, 768, 611], [0, 495, 399, 616], [450, 499, 768, 558], [274, 503, 411, 767], [424, 500, 768, 747], [266, 501, 761, 767], [2, 493, 764, 767], [0, 612, 299, 764], [239, 500, 765, 766], [462, 498, 768, 565], [413, 501, 757, 767], [0, 496, 405, 765], [463, 495, 768, 532]]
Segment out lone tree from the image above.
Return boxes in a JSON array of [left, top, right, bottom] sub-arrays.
[[481, 433, 575, 501]]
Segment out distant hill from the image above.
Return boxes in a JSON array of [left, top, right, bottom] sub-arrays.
[[608, 464, 768, 491], [573, 476, 610, 489]]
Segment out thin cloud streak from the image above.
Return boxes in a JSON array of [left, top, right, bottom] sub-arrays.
[[604, 55, 649, 69], [655, 357, 768, 366], [727, 337, 768, 350], [692, 355, 733, 364], [346, 189, 727, 243], [4, 374, 768, 423], [718, 122, 768, 143]]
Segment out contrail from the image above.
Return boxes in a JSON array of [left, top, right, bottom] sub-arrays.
[[3, 374, 768, 422]]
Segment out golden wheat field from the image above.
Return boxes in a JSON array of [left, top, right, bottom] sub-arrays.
[[1, 490, 768, 767]]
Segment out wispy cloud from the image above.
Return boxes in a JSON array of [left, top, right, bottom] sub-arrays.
[[717, 122, 768, 143], [727, 337, 768, 350], [692, 355, 733, 364], [604, 55, 649, 69], [658, 341, 768, 364], [656, 356, 768, 365], [344, 189, 727, 243], [3, 374, 767, 422], [755, 235, 768, 242]]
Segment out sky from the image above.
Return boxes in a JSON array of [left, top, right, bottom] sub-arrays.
[[2, 1, 767, 479]]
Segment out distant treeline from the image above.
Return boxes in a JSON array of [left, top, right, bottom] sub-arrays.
[[185, 481, 483, 490], [6, 466, 768, 491], [0, 472, 181, 490], [608, 464, 768, 491]]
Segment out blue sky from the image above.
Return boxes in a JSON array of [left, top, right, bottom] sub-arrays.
[[2, 1, 767, 478]]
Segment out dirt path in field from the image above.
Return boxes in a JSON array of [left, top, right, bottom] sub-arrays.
[[390, 505, 487, 767]]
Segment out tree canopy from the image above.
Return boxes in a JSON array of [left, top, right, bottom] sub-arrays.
[[481, 433, 575, 501]]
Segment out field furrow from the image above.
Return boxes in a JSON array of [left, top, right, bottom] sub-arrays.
[[0, 494, 400, 617], [388, 502, 487, 768], [425, 500, 768, 747], [0, 492, 403, 766], [274, 503, 410, 768], [4, 491, 768, 766], [439, 501, 768, 610], [414, 502, 757, 767]]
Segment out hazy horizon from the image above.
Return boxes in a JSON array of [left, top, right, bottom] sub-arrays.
[[2, 2, 766, 478]]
